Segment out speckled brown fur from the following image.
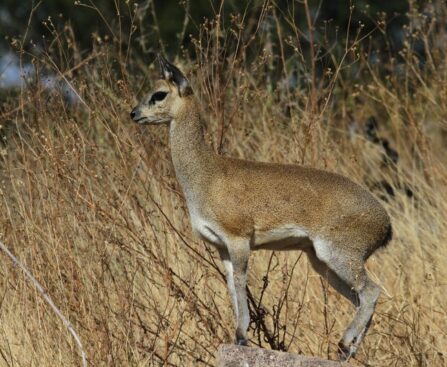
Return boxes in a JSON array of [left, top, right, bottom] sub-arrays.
[[130, 56, 392, 361]]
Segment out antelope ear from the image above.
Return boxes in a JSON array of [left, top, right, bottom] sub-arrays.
[[158, 54, 192, 97]]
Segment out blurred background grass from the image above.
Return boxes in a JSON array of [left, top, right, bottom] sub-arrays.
[[0, 1, 446, 366]]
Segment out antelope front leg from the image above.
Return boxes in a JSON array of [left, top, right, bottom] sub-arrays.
[[218, 247, 239, 324], [219, 238, 250, 345]]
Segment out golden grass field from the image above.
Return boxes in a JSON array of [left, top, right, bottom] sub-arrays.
[[0, 1, 446, 366]]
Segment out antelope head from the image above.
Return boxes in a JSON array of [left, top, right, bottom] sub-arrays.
[[130, 55, 192, 125]]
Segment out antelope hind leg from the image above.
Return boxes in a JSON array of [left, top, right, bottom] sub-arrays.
[[313, 244, 381, 361]]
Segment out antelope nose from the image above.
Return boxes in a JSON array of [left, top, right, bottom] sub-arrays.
[[130, 109, 136, 119]]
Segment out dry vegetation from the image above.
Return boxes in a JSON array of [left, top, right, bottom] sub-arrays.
[[0, 1, 446, 366]]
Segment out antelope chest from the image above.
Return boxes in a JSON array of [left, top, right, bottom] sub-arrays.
[[188, 205, 226, 247]]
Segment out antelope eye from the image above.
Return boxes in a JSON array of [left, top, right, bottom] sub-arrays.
[[149, 91, 168, 105]]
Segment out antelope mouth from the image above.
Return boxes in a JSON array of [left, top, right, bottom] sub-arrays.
[[132, 117, 171, 125]]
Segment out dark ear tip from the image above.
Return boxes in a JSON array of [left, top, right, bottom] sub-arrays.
[[158, 53, 170, 79]]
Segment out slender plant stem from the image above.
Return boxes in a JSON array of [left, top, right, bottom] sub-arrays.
[[0, 241, 87, 367]]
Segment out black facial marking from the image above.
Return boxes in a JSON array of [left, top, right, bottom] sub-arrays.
[[149, 91, 168, 105]]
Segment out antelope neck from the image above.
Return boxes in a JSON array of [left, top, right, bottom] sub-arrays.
[[169, 99, 215, 196]]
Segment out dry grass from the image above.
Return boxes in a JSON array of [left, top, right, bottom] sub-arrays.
[[0, 1, 446, 366]]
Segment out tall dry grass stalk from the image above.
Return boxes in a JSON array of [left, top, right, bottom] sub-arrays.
[[0, 1, 446, 366]]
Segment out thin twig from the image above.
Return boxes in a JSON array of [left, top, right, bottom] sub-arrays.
[[0, 241, 87, 367]]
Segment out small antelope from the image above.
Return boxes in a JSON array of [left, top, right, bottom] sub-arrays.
[[130, 56, 392, 360]]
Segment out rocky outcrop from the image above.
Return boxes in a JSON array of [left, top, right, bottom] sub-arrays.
[[216, 344, 352, 367]]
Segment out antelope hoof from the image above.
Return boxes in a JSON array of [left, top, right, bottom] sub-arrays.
[[236, 338, 248, 346], [338, 341, 356, 362]]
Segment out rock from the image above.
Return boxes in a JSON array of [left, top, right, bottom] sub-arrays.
[[216, 344, 352, 367]]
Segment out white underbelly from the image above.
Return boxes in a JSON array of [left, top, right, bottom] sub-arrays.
[[253, 225, 312, 251], [188, 202, 312, 251]]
